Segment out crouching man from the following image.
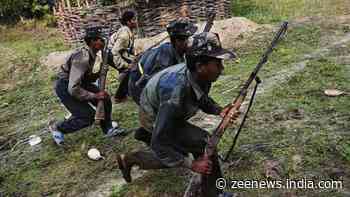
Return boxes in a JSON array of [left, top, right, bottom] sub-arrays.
[[117, 32, 237, 197], [109, 11, 137, 103], [50, 27, 125, 146], [129, 18, 197, 145]]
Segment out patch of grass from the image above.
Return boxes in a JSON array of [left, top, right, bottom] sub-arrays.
[[232, 0, 350, 23], [337, 142, 350, 162], [211, 23, 323, 105], [111, 170, 186, 197], [201, 10, 350, 196], [218, 55, 350, 196], [0, 20, 68, 85]]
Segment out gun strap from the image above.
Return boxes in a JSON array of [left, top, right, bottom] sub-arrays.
[[138, 62, 144, 75], [222, 77, 261, 162]]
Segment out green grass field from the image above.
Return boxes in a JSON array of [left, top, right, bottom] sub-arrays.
[[232, 0, 350, 23], [1, 1, 350, 196]]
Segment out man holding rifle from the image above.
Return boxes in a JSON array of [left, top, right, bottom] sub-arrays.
[[49, 27, 124, 146], [129, 18, 197, 145], [116, 32, 237, 197]]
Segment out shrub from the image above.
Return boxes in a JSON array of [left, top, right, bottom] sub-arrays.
[[0, 0, 54, 24]]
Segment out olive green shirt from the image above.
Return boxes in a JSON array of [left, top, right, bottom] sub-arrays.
[[109, 26, 135, 70]]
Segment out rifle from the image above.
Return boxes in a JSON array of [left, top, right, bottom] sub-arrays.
[[203, 12, 216, 33], [184, 21, 288, 197], [95, 30, 112, 124], [135, 13, 217, 87]]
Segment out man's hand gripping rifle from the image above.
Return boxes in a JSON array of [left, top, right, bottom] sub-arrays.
[[206, 22, 288, 160]]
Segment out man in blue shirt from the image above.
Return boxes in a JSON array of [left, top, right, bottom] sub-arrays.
[[129, 18, 197, 145], [129, 18, 197, 104], [117, 32, 238, 197]]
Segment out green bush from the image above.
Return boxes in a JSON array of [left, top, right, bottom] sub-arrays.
[[0, 0, 53, 24]]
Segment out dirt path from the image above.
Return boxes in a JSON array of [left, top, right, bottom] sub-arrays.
[[86, 170, 146, 197]]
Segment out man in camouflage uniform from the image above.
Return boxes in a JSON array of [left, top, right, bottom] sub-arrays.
[[49, 27, 124, 146], [109, 10, 137, 102], [128, 18, 197, 145], [117, 32, 237, 197]]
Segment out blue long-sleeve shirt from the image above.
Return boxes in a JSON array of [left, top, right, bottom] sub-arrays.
[[130, 42, 184, 88], [140, 42, 184, 76]]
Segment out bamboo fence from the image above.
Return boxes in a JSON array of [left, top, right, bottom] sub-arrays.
[[54, 0, 232, 44]]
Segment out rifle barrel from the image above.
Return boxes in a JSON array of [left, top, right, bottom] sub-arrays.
[[240, 22, 288, 96]]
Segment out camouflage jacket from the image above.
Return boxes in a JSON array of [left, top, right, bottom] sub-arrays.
[[109, 26, 135, 70]]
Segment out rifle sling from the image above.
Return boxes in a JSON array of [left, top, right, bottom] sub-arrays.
[[137, 62, 144, 75], [222, 76, 261, 162]]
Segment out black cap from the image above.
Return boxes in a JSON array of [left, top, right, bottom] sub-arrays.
[[167, 18, 197, 37], [84, 26, 103, 44], [187, 32, 236, 60]]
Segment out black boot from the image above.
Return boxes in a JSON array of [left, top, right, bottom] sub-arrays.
[[117, 154, 133, 183], [134, 127, 152, 146]]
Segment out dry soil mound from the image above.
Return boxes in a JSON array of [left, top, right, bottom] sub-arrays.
[[43, 17, 259, 70]]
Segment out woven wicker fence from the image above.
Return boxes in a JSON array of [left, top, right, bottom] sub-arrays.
[[54, 0, 231, 44]]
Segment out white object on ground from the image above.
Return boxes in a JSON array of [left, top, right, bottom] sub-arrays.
[[112, 121, 118, 128], [324, 89, 345, 97], [28, 135, 42, 146], [87, 148, 104, 160]]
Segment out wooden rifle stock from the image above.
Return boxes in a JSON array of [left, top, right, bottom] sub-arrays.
[[95, 35, 111, 125]]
